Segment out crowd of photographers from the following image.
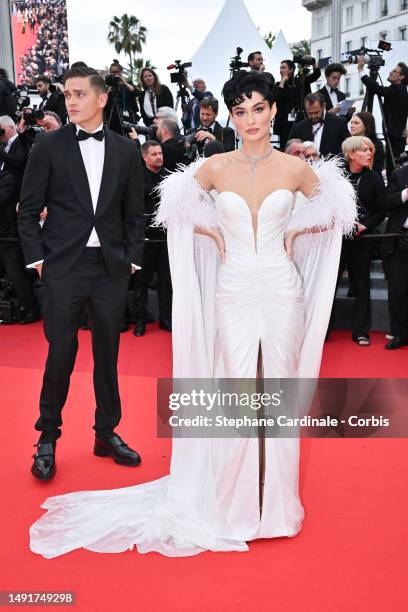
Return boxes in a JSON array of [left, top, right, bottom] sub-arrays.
[[1, 46, 408, 348]]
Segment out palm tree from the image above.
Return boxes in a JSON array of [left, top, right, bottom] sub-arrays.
[[290, 39, 311, 58], [107, 14, 147, 81], [263, 31, 276, 50]]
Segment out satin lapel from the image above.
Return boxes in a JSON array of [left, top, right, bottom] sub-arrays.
[[95, 128, 119, 218], [65, 124, 94, 217]]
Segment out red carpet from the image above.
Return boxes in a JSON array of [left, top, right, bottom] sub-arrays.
[[1, 324, 407, 611], [11, 15, 38, 84]]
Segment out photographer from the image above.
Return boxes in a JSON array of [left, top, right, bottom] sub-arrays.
[[349, 111, 385, 174], [358, 60, 408, 176], [138, 68, 174, 127], [186, 98, 235, 155], [183, 77, 213, 129], [0, 115, 28, 196], [155, 118, 186, 172], [133, 140, 171, 336], [248, 51, 275, 85], [378, 156, 408, 349], [0, 68, 17, 118], [104, 60, 140, 124], [273, 58, 321, 149], [35, 75, 66, 124], [0, 168, 40, 324]]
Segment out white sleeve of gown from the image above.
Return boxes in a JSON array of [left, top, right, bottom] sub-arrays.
[[154, 158, 221, 378], [286, 157, 358, 377]]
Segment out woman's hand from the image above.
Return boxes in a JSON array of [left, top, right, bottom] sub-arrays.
[[284, 230, 301, 261], [195, 226, 225, 262]]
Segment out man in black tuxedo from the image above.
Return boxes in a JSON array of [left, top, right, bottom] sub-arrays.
[[18, 66, 145, 480], [317, 63, 347, 112], [288, 92, 350, 157], [379, 162, 408, 349], [35, 75, 67, 124], [0, 115, 28, 196], [188, 97, 235, 155], [358, 60, 408, 177]]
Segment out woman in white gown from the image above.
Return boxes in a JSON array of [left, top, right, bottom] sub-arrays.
[[30, 72, 356, 558]]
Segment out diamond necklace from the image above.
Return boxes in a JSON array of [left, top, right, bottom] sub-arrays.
[[239, 146, 274, 185]]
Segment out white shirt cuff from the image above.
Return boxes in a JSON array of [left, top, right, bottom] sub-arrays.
[[131, 263, 141, 271], [27, 260, 44, 269], [402, 189, 408, 203]]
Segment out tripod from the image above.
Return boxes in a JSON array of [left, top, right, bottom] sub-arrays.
[[106, 88, 124, 136], [174, 84, 190, 132], [361, 67, 396, 170]]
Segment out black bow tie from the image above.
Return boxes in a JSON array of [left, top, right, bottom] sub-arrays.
[[330, 88, 338, 94], [77, 129, 104, 142], [200, 126, 213, 134]]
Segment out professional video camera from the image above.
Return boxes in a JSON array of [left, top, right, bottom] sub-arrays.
[[105, 73, 122, 89], [167, 60, 193, 85], [122, 122, 157, 140], [21, 108, 45, 125], [346, 40, 391, 74], [229, 47, 249, 73], [12, 85, 30, 113]]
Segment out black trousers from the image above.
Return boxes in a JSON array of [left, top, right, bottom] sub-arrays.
[[0, 240, 36, 309], [337, 237, 373, 338], [133, 241, 172, 323], [386, 138, 405, 180], [36, 248, 131, 442], [383, 237, 408, 340]]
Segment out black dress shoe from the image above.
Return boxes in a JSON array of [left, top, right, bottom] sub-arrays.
[[20, 305, 41, 324], [94, 434, 141, 466], [31, 442, 56, 480], [385, 336, 408, 350], [133, 321, 146, 336], [159, 319, 172, 332], [120, 321, 130, 333]]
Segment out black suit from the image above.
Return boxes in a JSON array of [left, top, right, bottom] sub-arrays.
[[0, 170, 37, 310], [379, 165, 408, 340], [39, 91, 67, 124], [188, 122, 235, 155], [0, 135, 28, 196], [317, 85, 346, 110], [18, 124, 145, 441], [161, 136, 187, 173], [288, 111, 350, 157]]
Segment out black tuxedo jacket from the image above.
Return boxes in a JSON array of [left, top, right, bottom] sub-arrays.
[[0, 135, 28, 196], [379, 165, 408, 257], [18, 124, 145, 278], [212, 122, 235, 152], [288, 112, 350, 157], [317, 85, 346, 110]]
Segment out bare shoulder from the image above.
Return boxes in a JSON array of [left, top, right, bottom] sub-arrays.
[[195, 152, 234, 190]]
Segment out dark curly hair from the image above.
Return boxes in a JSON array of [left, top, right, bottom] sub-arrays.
[[222, 71, 275, 111]]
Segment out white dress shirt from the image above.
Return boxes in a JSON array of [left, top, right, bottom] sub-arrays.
[[312, 110, 326, 153], [143, 90, 157, 119], [402, 188, 408, 228], [77, 122, 105, 247], [325, 84, 338, 109]]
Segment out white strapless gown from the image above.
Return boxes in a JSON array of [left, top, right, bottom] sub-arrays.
[[30, 161, 357, 558]]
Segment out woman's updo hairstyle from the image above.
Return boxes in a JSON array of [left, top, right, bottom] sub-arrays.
[[222, 71, 275, 112]]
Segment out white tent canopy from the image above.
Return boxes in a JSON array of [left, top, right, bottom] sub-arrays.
[[190, 0, 279, 105]]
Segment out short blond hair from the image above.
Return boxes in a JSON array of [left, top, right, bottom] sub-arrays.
[[342, 135, 374, 163]]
